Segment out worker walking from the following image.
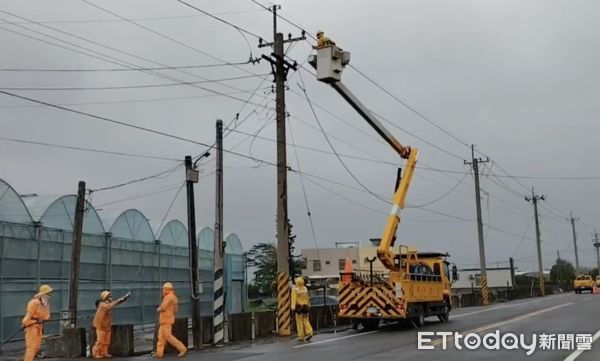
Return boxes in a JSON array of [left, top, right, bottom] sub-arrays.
[[92, 290, 130, 359], [22, 284, 52, 361], [314, 30, 335, 49], [154, 283, 187, 358], [291, 277, 313, 342]]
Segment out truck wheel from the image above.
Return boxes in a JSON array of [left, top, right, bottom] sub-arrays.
[[415, 306, 425, 328], [438, 300, 450, 323], [361, 319, 380, 331]]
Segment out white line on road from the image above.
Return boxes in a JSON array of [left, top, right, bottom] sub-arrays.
[[563, 330, 600, 361], [293, 330, 379, 349], [432, 302, 574, 346], [452, 297, 550, 319]]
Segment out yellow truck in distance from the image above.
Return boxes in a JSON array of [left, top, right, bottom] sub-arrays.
[[574, 275, 594, 294]]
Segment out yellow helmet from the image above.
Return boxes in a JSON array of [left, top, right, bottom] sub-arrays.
[[295, 277, 305, 287], [316, 30, 324, 36], [100, 291, 112, 301], [163, 282, 174, 290], [39, 284, 53, 295]]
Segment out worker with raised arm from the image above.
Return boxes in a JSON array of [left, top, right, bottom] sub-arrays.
[[22, 284, 52, 361], [313, 30, 336, 49], [291, 277, 313, 341], [92, 290, 131, 359], [154, 282, 187, 358]]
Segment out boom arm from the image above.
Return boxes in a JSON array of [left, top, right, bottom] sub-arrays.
[[310, 46, 419, 270]]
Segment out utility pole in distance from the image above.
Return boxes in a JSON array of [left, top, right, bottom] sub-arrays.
[[67, 180, 85, 328], [259, 4, 305, 337], [593, 231, 600, 272], [464, 145, 490, 306], [525, 188, 545, 297], [185, 155, 201, 349], [213, 120, 225, 346], [569, 212, 580, 271]]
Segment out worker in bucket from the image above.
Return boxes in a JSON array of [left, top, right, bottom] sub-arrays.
[[154, 282, 187, 358], [92, 290, 131, 359], [314, 30, 335, 49], [22, 284, 53, 361], [291, 277, 313, 341]]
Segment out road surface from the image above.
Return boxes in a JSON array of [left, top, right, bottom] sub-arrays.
[[2, 292, 598, 361]]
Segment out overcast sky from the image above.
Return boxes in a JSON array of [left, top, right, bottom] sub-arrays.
[[1, 0, 599, 273]]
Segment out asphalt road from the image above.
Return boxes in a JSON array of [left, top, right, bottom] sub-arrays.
[[2, 292, 598, 361]]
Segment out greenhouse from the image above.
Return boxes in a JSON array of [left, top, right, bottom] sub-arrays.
[[0, 178, 247, 341]]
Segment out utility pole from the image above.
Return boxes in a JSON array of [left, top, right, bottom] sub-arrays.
[[593, 231, 600, 272], [556, 250, 562, 285], [184, 155, 201, 349], [570, 212, 580, 271], [464, 145, 490, 306], [525, 187, 545, 296], [259, 4, 305, 337], [213, 120, 225, 346], [509, 257, 516, 287], [67, 180, 85, 328]]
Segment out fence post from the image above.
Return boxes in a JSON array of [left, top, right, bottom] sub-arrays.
[[35, 222, 42, 289]]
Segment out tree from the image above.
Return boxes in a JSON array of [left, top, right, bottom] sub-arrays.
[[246, 243, 277, 296], [550, 258, 576, 284], [245, 242, 304, 297]]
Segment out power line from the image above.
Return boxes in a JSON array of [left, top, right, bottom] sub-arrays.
[[298, 71, 389, 204], [92, 164, 183, 192], [0, 73, 268, 91], [6, 9, 265, 25], [348, 64, 471, 149], [157, 182, 186, 233], [94, 183, 183, 208], [0, 90, 281, 167], [0, 137, 181, 162], [174, 0, 263, 39], [409, 173, 469, 208], [0, 60, 259, 72]]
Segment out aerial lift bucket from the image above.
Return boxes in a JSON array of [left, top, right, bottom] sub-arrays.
[[340, 257, 353, 283]]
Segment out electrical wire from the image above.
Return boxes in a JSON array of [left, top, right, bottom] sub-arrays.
[[156, 182, 186, 233], [92, 165, 183, 192], [175, 0, 262, 39], [6, 9, 265, 25], [0, 137, 181, 162], [408, 173, 469, 208], [0, 73, 269, 91], [0, 60, 258, 72], [298, 71, 389, 204]]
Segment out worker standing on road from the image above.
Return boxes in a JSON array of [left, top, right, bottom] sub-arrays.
[[291, 277, 313, 342], [313, 30, 336, 49], [92, 290, 130, 359], [22, 284, 52, 361], [154, 282, 187, 358]]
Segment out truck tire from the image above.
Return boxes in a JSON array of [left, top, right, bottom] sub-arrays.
[[415, 306, 425, 328], [361, 319, 380, 331], [438, 300, 450, 323]]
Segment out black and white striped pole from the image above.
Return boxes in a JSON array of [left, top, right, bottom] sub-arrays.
[[213, 119, 225, 345]]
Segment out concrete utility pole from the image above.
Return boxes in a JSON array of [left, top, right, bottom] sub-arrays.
[[570, 212, 580, 271], [464, 145, 490, 306], [259, 5, 305, 337], [184, 155, 201, 349], [525, 187, 545, 296], [213, 120, 225, 346], [593, 231, 600, 272], [67, 180, 85, 328], [556, 250, 562, 285], [509, 257, 516, 287]]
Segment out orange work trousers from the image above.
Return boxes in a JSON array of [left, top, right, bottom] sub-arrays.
[[156, 324, 186, 357], [23, 325, 43, 361], [92, 328, 112, 358]]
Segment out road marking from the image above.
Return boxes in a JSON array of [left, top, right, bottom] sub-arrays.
[[293, 330, 379, 349], [563, 330, 600, 361], [452, 297, 547, 319], [432, 302, 574, 346]]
